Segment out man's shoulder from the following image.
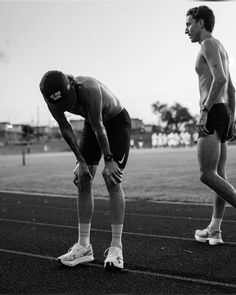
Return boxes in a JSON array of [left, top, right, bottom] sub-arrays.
[[201, 37, 223, 51], [75, 76, 101, 91], [76, 76, 98, 84], [201, 38, 222, 58]]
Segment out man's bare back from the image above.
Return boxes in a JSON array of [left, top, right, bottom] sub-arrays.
[[70, 76, 123, 122], [39, 70, 131, 270]]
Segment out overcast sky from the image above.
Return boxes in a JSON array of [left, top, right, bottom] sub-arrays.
[[0, 0, 236, 126]]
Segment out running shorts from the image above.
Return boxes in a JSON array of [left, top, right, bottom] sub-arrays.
[[78, 108, 131, 169], [199, 103, 234, 143]]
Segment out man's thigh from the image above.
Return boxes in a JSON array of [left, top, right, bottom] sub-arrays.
[[79, 121, 102, 166], [197, 132, 221, 172], [217, 142, 227, 176], [106, 124, 131, 170]]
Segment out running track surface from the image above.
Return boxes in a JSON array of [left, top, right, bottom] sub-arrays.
[[1, 190, 236, 295]]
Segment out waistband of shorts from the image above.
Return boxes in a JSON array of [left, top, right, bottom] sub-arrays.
[[105, 108, 129, 124], [202, 103, 226, 113], [210, 103, 226, 109]]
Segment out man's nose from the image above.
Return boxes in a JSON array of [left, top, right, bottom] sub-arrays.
[[185, 28, 189, 34]]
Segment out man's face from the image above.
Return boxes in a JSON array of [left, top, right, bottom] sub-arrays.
[[185, 15, 201, 43], [62, 80, 77, 112], [49, 78, 77, 113]]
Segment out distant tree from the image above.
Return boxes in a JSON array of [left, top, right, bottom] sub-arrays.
[[22, 125, 34, 140], [0, 51, 9, 63], [152, 101, 196, 133]]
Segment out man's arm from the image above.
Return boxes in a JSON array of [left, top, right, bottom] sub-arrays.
[[227, 73, 235, 115], [83, 79, 122, 184], [201, 39, 227, 110], [48, 105, 85, 163]]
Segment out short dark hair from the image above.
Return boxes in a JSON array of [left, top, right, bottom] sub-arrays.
[[186, 6, 215, 33]]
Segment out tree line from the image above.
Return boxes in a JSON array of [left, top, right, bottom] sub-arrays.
[[152, 101, 197, 134]]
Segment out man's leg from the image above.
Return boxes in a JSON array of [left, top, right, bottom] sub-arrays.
[[102, 109, 131, 269], [208, 143, 227, 232], [57, 165, 97, 266], [77, 165, 97, 247], [105, 181, 125, 249], [103, 176, 125, 270], [195, 140, 227, 244], [198, 133, 236, 207], [195, 133, 236, 245]]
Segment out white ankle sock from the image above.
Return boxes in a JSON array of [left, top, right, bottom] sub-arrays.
[[111, 224, 123, 249], [208, 218, 222, 232], [78, 223, 91, 248]]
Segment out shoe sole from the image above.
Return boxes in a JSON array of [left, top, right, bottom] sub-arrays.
[[194, 234, 223, 246], [58, 255, 94, 267]]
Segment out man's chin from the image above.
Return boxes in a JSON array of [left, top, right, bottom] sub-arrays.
[[188, 36, 197, 43]]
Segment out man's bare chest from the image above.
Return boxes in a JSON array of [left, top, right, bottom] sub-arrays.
[[195, 53, 211, 77]]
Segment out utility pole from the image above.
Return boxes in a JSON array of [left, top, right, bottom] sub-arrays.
[[36, 106, 40, 141]]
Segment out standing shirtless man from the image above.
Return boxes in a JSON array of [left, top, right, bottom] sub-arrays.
[[185, 6, 235, 245], [40, 70, 131, 269]]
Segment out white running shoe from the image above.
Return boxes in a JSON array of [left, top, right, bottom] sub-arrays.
[[195, 227, 223, 246], [58, 243, 94, 266], [104, 247, 124, 270]]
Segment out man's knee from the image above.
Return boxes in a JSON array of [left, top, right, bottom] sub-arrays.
[[104, 178, 120, 192], [102, 169, 109, 182], [102, 170, 122, 184], [77, 164, 96, 193], [200, 170, 215, 184], [217, 169, 227, 180], [103, 175, 123, 195], [200, 168, 222, 185]]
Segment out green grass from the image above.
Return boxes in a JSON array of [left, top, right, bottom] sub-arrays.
[[1, 146, 236, 203]]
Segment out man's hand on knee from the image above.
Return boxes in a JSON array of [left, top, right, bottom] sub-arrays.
[[73, 161, 93, 189], [102, 161, 123, 185]]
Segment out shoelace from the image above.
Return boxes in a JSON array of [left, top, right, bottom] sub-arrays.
[[104, 247, 122, 258], [206, 227, 222, 234], [67, 243, 84, 253]]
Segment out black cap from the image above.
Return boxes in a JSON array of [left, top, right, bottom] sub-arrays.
[[39, 70, 71, 104]]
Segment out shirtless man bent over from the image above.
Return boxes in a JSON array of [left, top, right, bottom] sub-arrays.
[[40, 71, 131, 270]]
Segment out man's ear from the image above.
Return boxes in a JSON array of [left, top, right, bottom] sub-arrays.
[[66, 74, 76, 87], [199, 19, 205, 29]]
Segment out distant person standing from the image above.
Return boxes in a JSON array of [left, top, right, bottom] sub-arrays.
[[185, 6, 235, 245], [40, 70, 131, 270]]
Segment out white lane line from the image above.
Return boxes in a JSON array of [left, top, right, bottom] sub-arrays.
[[1, 201, 236, 224], [1, 217, 191, 240], [126, 268, 236, 289], [1, 248, 236, 290], [1, 217, 236, 245], [0, 190, 76, 199], [0, 248, 56, 261], [0, 189, 226, 206]]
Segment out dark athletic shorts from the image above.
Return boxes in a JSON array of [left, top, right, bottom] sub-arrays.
[[199, 103, 234, 143], [79, 108, 131, 169]]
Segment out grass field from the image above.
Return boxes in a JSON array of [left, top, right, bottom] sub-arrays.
[[1, 146, 236, 203]]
